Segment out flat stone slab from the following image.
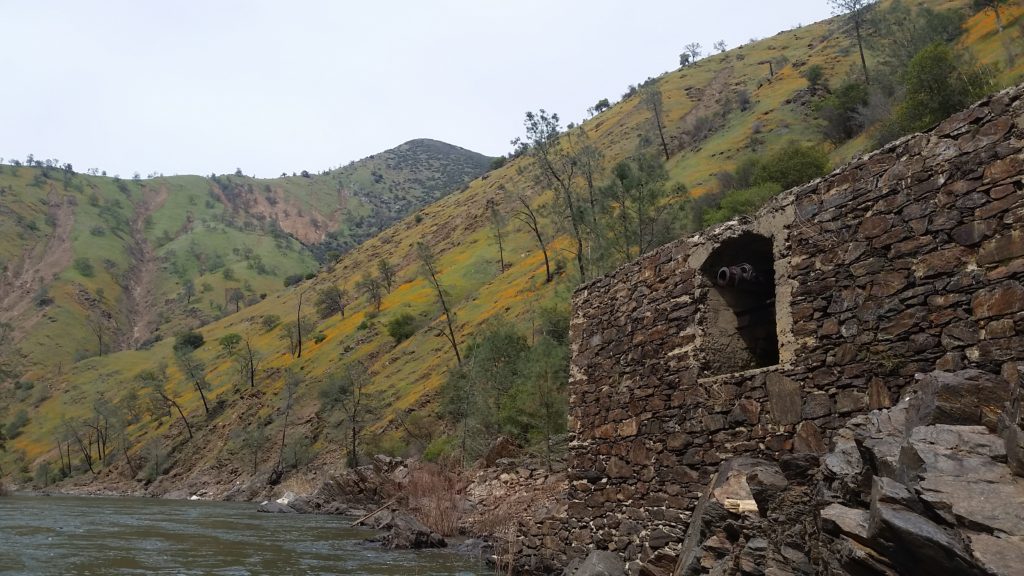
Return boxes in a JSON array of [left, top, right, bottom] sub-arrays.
[[918, 474, 1024, 535], [821, 503, 870, 544], [967, 533, 1024, 576]]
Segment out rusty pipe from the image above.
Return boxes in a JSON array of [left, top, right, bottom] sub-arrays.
[[715, 263, 763, 288]]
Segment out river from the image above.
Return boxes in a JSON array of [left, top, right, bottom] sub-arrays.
[[0, 494, 487, 575]]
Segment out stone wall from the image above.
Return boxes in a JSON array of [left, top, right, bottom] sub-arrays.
[[563, 83, 1024, 571]]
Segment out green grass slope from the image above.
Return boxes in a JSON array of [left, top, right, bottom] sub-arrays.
[[0, 139, 492, 377]]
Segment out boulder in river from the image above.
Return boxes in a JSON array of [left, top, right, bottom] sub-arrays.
[[256, 501, 297, 514], [369, 510, 446, 549]]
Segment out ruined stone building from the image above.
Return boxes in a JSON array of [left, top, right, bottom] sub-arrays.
[[550, 84, 1024, 574]]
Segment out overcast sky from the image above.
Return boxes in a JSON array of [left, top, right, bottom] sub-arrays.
[[2, 1, 833, 178]]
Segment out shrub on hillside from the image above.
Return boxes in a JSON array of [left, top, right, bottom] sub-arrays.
[[261, 314, 281, 332], [4, 409, 29, 439], [386, 312, 419, 344], [702, 183, 784, 226], [892, 43, 993, 136], [423, 435, 456, 463], [283, 273, 304, 288], [218, 333, 242, 354], [752, 141, 830, 190], [816, 80, 869, 144], [173, 330, 205, 352], [801, 64, 825, 88], [73, 257, 95, 277]]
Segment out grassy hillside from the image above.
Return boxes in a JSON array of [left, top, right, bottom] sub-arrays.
[[0, 139, 491, 375], [1, 0, 1021, 489]]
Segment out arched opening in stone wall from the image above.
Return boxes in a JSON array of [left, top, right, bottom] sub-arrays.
[[700, 232, 779, 376]]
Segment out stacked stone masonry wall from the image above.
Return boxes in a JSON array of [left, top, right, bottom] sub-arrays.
[[557, 84, 1024, 568]]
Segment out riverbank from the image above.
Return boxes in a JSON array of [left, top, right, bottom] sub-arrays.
[[11, 450, 568, 573]]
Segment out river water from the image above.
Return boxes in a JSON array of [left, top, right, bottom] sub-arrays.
[[0, 494, 487, 575]]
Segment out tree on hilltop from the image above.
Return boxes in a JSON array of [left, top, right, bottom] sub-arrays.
[[682, 42, 702, 65], [828, 0, 878, 84]]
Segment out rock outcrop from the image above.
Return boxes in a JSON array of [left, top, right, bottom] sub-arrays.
[[364, 509, 447, 549], [661, 367, 1024, 576], [816, 367, 1023, 576]]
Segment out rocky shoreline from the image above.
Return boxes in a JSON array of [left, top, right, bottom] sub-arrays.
[[14, 448, 568, 571]]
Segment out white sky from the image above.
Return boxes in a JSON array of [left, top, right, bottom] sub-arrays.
[[2, 1, 833, 178]]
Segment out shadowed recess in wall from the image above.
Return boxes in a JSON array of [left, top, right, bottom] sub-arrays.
[[700, 232, 779, 376]]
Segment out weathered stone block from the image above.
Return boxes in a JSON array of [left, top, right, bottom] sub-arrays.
[[802, 392, 831, 419], [983, 154, 1023, 184], [794, 421, 826, 454], [868, 377, 893, 410], [860, 214, 892, 236], [951, 220, 997, 246], [978, 229, 1024, 265], [912, 247, 970, 278], [765, 374, 802, 425], [727, 399, 761, 426], [606, 457, 633, 480], [971, 280, 1024, 318], [836, 389, 866, 414]]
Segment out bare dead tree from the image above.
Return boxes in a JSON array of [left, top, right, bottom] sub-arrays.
[[642, 86, 671, 160], [141, 366, 193, 440], [86, 311, 106, 356], [296, 287, 308, 358], [274, 370, 301, 476], [829, 0, 877, 84], [415, 242, 462, 365], [514, 196, 553, 283], [174, 349, 210, 416], [237, 335, 262, 389], [63, 418, 96, 474], [488, 198, 507, 273]]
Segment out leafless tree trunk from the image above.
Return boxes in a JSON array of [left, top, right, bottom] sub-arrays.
[[296, 289, 307, 359], [156, 389, 193, 440], [243, 336, 260, 389], [64, 420, 96, 474], [276, 372, 299, 473], [643, 87, 670, 160], [176, 351, 210, 416], [121, 432, 137, 477], [514, 196, 552, 283], [488, 199, 507, 273], [415, 243, 462, 365]]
